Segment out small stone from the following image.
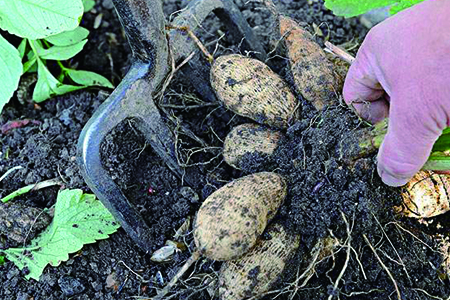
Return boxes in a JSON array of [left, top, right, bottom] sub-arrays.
[[6, 268, 20, 279], [105, 272, 118, 290], [90, 262, 99, 273], [0, 203, 51, 247], [98, 240, 111, 254], [91, 280, 103, 292], [179, 187, 199, 204], [102, 0, 114, 9], [16, 292, 29, 300], [58, 276, 85, 296], [41, 273, 57, 287]]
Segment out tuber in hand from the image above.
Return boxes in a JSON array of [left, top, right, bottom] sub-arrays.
[[343, 0, 450, 187]]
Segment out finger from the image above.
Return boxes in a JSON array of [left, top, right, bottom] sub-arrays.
[[351, 96, 390, 124], [343, 43, 389, 124], [376, 94, 444, 186]]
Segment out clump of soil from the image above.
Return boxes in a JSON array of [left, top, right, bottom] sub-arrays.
[[266, 106, 447, 299]]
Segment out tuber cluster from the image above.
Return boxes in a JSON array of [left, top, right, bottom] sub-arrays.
[[158, 2, 450, 299]]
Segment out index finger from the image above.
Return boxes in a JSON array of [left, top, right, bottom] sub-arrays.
[[343, 46, 389, 124]]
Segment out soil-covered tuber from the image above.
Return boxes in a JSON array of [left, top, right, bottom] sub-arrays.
[[218, 223, 300, 300], [194, 172, 287, 261], [395, 171, 450, 218], [280, 16, 341, 110], [210, 54, 299, 129], [223, 123, 284, 170]]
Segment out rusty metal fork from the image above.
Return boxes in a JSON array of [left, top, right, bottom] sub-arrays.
[[77, 0, 264, 253]]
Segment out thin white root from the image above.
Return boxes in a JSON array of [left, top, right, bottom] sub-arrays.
[[363, 234, 402, 300]]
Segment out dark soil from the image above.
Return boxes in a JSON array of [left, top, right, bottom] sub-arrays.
[[1, 0, 448, 300]]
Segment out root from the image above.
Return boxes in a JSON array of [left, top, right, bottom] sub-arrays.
[[363, 234, 402, 300], [154, 251, 201, 300], [0, 166, 23, 183], [1, 178, 62, 203], [327, 212, 352, 300], [166, 25, 214, 63], [388, 221, 439, 254], [372, 213, 411, 284]]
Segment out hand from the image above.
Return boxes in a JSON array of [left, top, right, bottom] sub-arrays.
[[343, 0, 450, 186]]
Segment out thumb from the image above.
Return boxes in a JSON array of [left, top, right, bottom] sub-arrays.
[[376, 96, 444, 186]]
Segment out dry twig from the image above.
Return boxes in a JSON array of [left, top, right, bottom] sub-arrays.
[[324, 41, 355, 64]]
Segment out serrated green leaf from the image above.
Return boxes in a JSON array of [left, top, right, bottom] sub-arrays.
[[83, 0, 96, 12], [66, 69, 114, 89], [0, 0, 84, 40], [1, 189, 120, 281], [45, 27, 89, 46], [38, 40, 88, 61], [0, 34, 23, 114], [0, 255, 4, 265]]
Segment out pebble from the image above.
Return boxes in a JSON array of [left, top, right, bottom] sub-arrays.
[[16, 292, 29, 300], [6, 268, 19, 280], [98, 240, 112, 255], [90, 262, 99, 273], [91, 280, 103, 292], [102, 0, 114, 10], [58, 276, 85, 296], [179, 186, 199, 204], [40, 273, 57, 287]]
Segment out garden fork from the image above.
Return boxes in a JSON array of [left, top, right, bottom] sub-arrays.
[[77, 0, 264, 253]]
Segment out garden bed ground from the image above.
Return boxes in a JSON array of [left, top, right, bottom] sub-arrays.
[[1, 0, 449, 299]]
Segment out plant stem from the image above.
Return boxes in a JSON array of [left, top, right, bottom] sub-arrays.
[[1, 178, 62, 203], [356, 118, 450, 170]]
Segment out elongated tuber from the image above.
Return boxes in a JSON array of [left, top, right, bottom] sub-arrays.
[[218, 223, 300, 300], [223, 123, 284, 170], [194, 172, 287, 261], [210, 54, 299, 129]]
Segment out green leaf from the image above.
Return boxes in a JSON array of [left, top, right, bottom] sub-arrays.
[[1, 189, 120, 281], [324, 0, 424, 17], [45, 27, 89, 46], [17, 39, 27, 59], [83, 0, 96, 12], [33, 60, 86, 101], [432, 130, 450, 152], [38, 40, 88, 61], [422, 152, 450, 171], [0, 34, 23, 114], [53, 84, 86, 94], [23, 57, 37, 73], [66, 69, 114, 89], [33, 59, 61, 102], [0, 0, 84, 40], [0, 255, 4, 265], [324, 0, 397, 17], [390, 0, 424, 14]]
